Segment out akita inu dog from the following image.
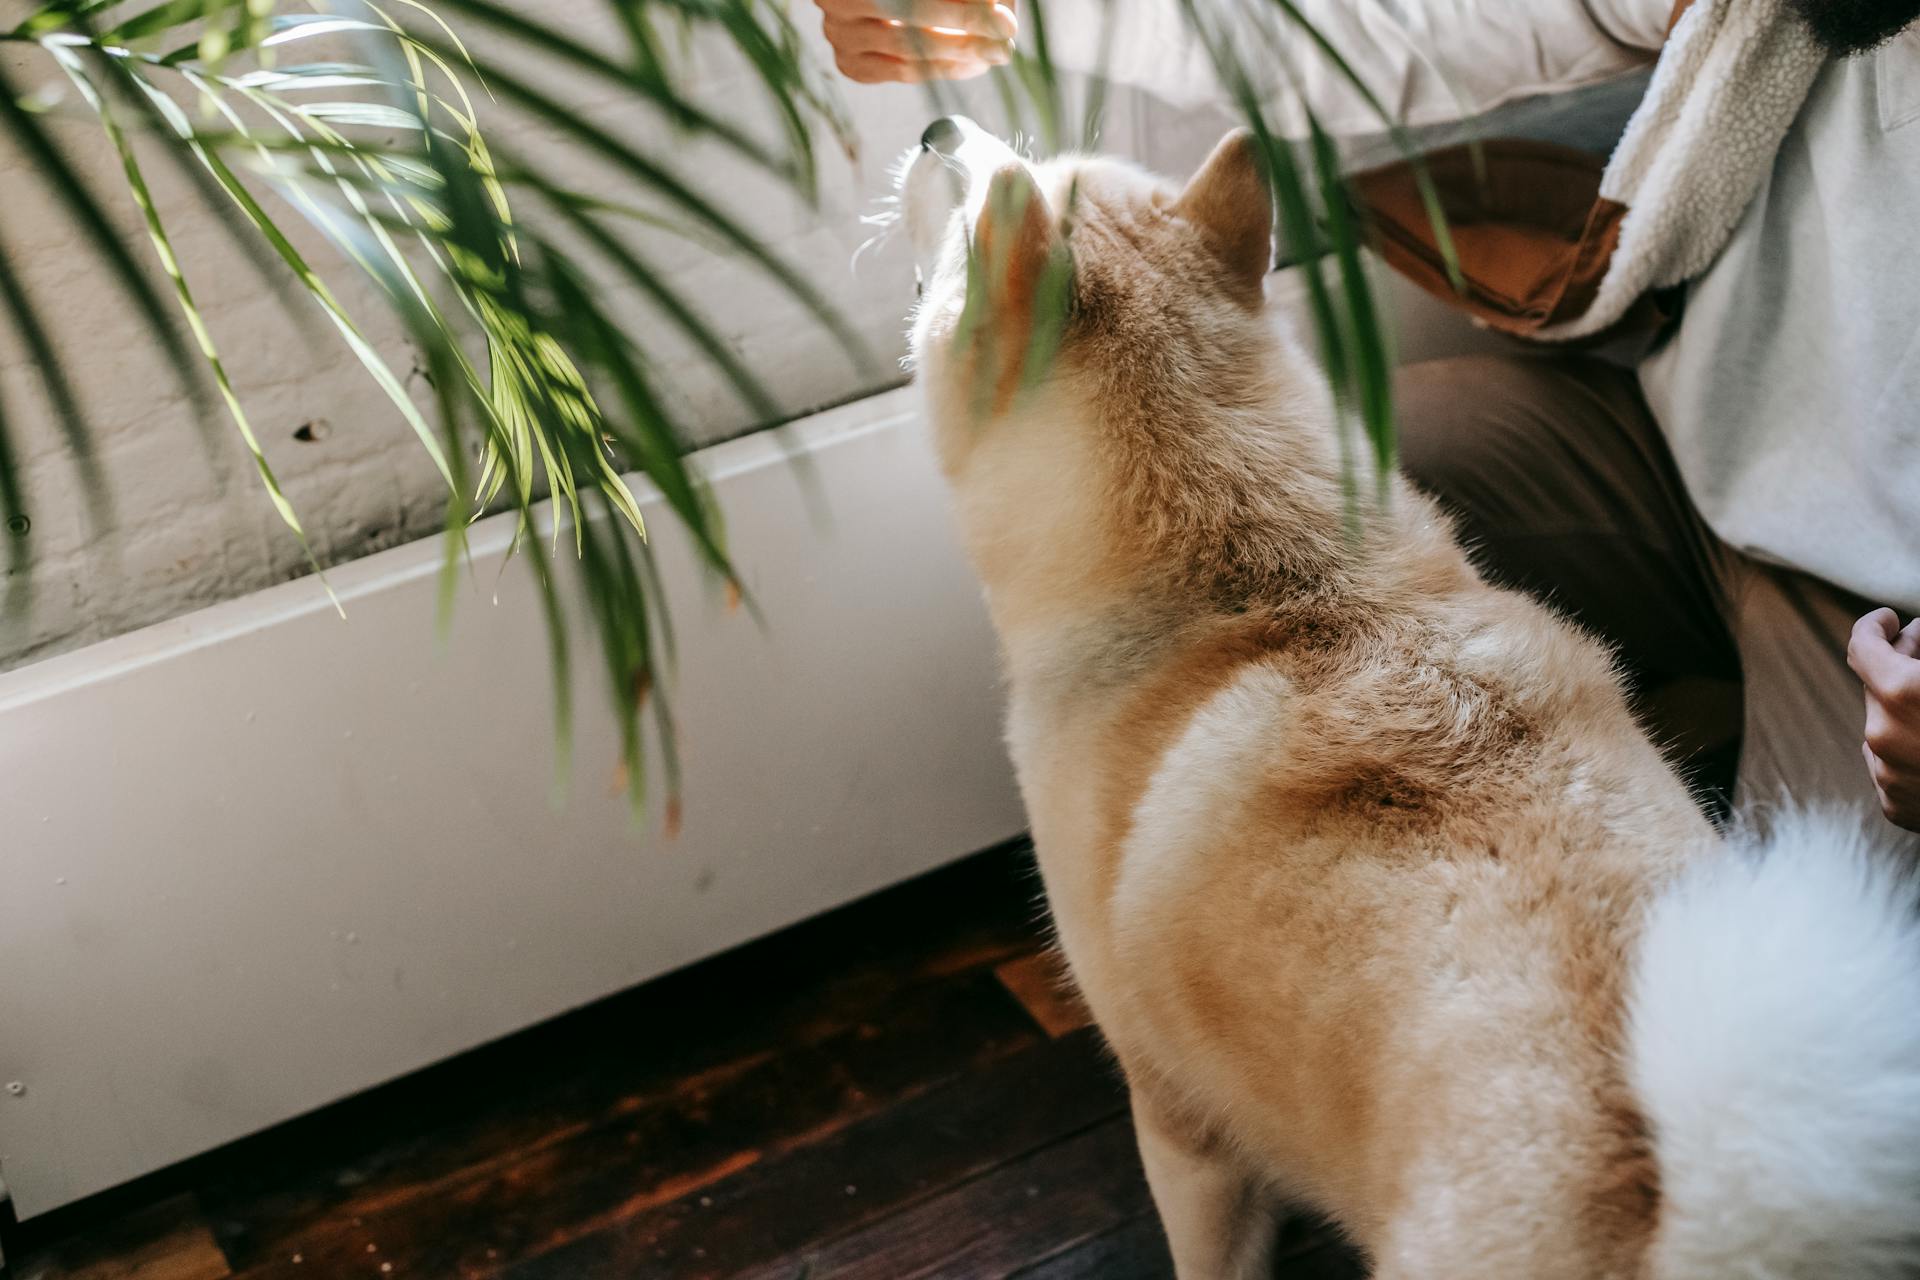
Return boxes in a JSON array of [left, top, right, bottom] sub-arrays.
[[900, 117, 1920, 1280]]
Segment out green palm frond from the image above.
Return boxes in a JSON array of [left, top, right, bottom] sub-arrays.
[[0, 0, 1444, 825], [0, 0, 852, 820]]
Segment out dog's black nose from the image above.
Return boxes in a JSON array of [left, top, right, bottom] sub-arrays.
[[920, 117, 962, 153]]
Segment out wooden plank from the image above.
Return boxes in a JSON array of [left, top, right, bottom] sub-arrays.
[[499, 1028, 1129, 1280], [205, 844, 1044, 1270], [745, 1116, 1150, 1280], [1008, 1211, 1364, 1280], [1005, 1212, 1173, 1280], [993, 953, 1091, 1039], [226, 974, 1040, 1280], [15, 1195, 230, 1280]]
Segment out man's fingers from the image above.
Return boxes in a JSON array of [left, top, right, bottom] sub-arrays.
[[1865, 739, 1897, 790], [1874, 776, 1902, 825], [1864, 701, 1920, 770], [1862, 606, 1900, 639], [833, 48, 905, 82], [1898, 618, 1920, 660], [1865, 723, 1920, 832], [1848, 608, 1917, 706], [888, 52, 997, 81], [1864, 744, 1903, 816], [833, 48, 996, 83], [813, 0, 1013, 84], [822, 14, 1008, 65], [817, 0, 1015, 41]]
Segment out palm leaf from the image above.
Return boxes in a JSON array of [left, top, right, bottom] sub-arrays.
[[47, 38, 339, 603], [0, 0, 1438, 827], [0, 55, 208, 412]]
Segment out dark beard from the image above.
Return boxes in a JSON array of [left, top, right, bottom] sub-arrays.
[[1784, 0, 1920, 54]]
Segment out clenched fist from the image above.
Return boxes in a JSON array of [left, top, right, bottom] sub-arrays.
[[1848, 607, 1920, 833], [812, 0, 1017, 83]]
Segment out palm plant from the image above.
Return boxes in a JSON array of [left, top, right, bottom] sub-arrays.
[[0, 0, 1432, 822]]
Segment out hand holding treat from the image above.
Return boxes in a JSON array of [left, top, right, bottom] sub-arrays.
[[812, 0, 1017, 83]]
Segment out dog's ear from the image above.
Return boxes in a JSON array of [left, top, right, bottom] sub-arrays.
[[963, 163, 1071, 412], [1176, 128, 1272, 298]]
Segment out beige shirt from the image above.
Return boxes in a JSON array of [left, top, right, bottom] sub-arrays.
[[1056, 1, 1919, 611]]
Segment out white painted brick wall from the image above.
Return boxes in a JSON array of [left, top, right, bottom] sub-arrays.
[[0, 14, 1223, 671]]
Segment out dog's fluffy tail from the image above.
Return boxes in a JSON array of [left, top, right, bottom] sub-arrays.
[[1627, 809, 1920, 1279], [1628, 817, 1920, 1274]]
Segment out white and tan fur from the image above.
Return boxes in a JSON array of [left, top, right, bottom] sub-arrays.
[[901, 118, 1920, 1279]]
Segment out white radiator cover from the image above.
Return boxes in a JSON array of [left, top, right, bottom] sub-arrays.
[[0, 386, 1028, 1219]]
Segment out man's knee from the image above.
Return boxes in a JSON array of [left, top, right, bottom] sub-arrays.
[[1395, 354, 1514, 501], [1396, 354, 1576, 525], [1392, 353, 1742, 806]]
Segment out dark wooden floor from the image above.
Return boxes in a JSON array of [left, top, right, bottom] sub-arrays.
[[7, 842, 1365, 1280]]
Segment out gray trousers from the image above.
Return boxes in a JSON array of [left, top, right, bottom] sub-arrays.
[[1397, 353, 1916, 852]]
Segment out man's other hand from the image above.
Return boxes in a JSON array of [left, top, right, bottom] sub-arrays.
[[1848, 607, 1920, 832], [813, 0, 1015, 83]]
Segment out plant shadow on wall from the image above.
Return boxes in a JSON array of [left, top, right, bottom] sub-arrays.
[[0, 0, 1440, 825]]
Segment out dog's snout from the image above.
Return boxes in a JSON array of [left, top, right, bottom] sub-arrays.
[[920, 117, 964, 154], [903, 115, 1018, 290]]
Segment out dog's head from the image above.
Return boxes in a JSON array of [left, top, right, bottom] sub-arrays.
[[902, 117, 1276, 477]]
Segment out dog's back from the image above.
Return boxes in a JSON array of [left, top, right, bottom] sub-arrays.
[[1072, 567, 1699, 1277], [902, 120, 1920, 1277]]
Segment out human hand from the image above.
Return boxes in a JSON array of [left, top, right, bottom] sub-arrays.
[[1847, 607, 1920, 832], [812, 0, 1016, 84]]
